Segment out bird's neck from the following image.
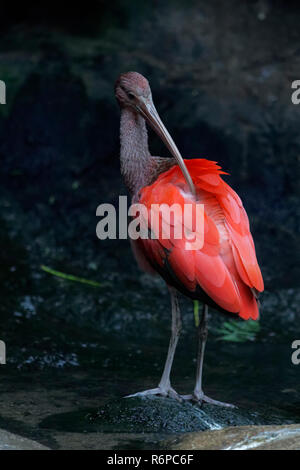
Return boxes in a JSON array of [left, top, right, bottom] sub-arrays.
[[120, 107, 154, 197]]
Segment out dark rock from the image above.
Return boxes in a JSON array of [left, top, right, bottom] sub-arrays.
[[39, 396, 287, 434]]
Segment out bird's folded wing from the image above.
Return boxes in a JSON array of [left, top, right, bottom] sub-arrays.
[[137, 159, 263, 319], [139, 179, 240, 313], [189, 159, 264, 293]]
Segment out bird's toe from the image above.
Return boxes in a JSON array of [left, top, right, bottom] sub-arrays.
[[166, 387, 183, 402], [124, 387, 161, 398], [202, 394, 236, 408], [181, 392, 236, 408], [124, 386, 182, 401]]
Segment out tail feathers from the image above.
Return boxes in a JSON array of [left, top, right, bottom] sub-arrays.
[[236, 279, 260, 320]]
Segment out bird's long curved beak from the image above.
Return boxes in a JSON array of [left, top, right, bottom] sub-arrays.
[[136, 97, 196, 196]]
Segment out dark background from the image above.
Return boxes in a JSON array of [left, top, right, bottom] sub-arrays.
[[1, 0, 299, 286], [0, 0, 299, 449]]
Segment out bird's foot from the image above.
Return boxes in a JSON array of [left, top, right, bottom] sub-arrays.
[[182, 391, 236, 408], [124, 386, 182, 402]]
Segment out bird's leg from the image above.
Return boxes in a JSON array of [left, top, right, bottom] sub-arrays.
[[125, 287, 182, 401], [157, 287, 182, 396], [193, 303, 208, 399], [182, 304, 236, 408]]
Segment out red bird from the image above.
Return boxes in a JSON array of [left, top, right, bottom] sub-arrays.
[[115, 72, 264, 407]]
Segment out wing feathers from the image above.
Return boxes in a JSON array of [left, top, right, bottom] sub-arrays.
[[136, 159, 263, 320]]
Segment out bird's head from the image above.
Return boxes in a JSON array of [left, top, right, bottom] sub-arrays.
[[115, 71, 151, 109], [115, 71, 195, 195]]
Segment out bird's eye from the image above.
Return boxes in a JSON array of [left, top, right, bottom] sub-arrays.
[[127, 92, 135, 100]]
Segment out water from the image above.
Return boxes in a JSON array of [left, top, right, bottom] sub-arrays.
[[0, 330, 299, 449]]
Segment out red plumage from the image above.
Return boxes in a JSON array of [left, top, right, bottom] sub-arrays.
[[134, 159, 264, 320]]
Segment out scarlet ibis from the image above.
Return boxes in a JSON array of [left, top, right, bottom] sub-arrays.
[[115, 72, 264, 406]]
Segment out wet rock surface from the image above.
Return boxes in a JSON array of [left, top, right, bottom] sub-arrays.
[[39, 396, 278, 434], [0, 429, 49, 450], [167, 424, 300, 450], [0, 0, 299, 450]]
